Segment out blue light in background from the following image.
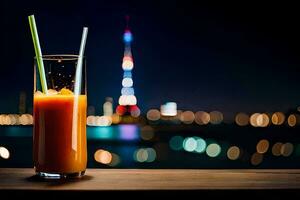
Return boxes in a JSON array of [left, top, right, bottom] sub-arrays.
[[121, 87, 135, 95], [123, 31, 133, 43], [118, 125, 139, 141], [123, 70, 132, 78]]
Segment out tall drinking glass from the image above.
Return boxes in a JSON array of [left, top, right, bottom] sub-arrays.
[[33, 55, 87, 179]]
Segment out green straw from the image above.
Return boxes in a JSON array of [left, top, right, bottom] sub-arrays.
[[28, 15, 48, 94]]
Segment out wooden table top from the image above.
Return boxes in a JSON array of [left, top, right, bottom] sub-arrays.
[[0, 168, 300, 191]]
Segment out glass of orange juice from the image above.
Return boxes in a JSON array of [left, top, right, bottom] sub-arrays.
[[33, 55, 87, 179]]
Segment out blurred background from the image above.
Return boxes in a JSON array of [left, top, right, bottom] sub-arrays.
[[1, 0, 300, 169]]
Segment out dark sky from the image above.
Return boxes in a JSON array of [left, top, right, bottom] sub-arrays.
[[1, 0, 300, 115]]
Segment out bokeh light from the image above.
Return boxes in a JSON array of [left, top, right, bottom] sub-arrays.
[[140, 125, 155, 141], [108, 153, 121, 167], [0, 146, 10, 159], [256, 139, 269, 154], [250, 113, 260, 127], [160, 102, 177, 116], [206, 143, 221, 157], [227, 146, 240, 160], [146, 148, 156, 162], [121, 87, 134, 95], [271, 112, 285, 125], [180, 111, 195, 124], [272, 142, 283, 156], [280, 143, 294, 157], [183, 137, 197, 152], [209, 111, 223, 124], [194, 111, 210, 125], [134, 148, 156, 163], [146, 109, 161, 121], [256, 113, 269, 127], [169, 136, 184, 151], [134, 148, 148, 162], [130, 106, 141, 117], [87, 115, 96, 126], [122, 78, 133, 87], [288, 114, 297, 127], [122, 59, 134, 70], [123, 30, 133, 43], [94, 149, 113, 165], [119, 95, 137, 106], [194, 137, 206, 153], [251, 152, 263, 166], [95, 116, 112, 126], [111, 114, 121, 124], [235, 113, 249, 126]]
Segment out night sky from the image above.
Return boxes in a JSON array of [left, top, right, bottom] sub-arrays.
[[2, 1, 300, 115]]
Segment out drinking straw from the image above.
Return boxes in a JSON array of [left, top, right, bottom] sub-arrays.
[[28, 15, 48, 94], [74, 27, 88, 96], [72, 27, 88, 151]]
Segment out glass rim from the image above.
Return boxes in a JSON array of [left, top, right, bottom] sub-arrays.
[[34, 54, 85, 61]]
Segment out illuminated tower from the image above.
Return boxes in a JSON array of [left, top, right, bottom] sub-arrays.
[[116, 17, 140, 118]]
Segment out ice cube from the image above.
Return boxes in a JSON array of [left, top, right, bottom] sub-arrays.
[[34, 91, 44, 96], [47, 89, 58, 95], [59, 88, 73, 95]]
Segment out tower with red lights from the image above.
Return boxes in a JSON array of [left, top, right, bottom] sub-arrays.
[[116, 17, 140, 118]]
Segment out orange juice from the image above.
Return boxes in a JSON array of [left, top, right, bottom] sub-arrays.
[[33, 94, 87, 175]]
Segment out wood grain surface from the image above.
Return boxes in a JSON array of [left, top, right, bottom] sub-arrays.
[[0, 168, 300, 191]]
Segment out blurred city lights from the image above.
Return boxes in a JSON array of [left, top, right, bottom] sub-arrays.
[[130, 105, 141, 117], [227, 146, 240, 160], [235, 113, 249, 126], [256, 139, 269, 154], [121, 87, 134, 95], [146, 109, 161, 121], [0, 146, 10, 159], [209, 111, 223, 124], [103, 99, 113, 117], [122, 78, 133, 87], [87, 115, 96, 126], [256, 113, 270, 127], [122, 59, 134, 70], [194, 111, 210, 125], [206, 143, 221, 157], [108, 153, 121, 167], [281, 143, 294, 157], [134, 148, 156, 163], [169, 136, 184, 151], [272, 142, 283, 156], [180, 111, 195, 124], [96, 116, 112, 126], [146, 148, 156, 162], [94, 149, 112, 164], [140, 125, 155, 141], [111, 113, 121, 124], [183, 137, 197, 152], [0, 114, 33, 125], [251, 152, 263, 166], [288, 114, 297, 127], [160, 102, 177, 116], [250, 113, 260, 127], [87, 116, 112, 126], [119, 95, 137, 106], [194, 137, 206, 153], [123, 30, 133, 43], [134, 148, 148, 162], [271, 112, 285, 125]]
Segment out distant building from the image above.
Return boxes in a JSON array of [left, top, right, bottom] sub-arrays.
[[116, 17, 140, 118]]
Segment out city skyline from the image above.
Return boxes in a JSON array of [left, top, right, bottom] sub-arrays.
[[2, 1, 300, 114]]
